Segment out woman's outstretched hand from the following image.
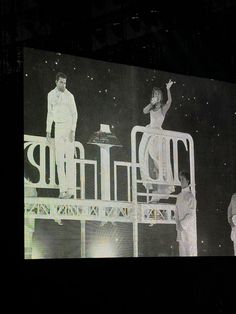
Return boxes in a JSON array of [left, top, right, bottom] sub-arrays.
[[166, 79, 175, 90]]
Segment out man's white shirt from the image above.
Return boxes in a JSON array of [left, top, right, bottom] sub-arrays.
[[176, 186, 196, 242], [46, 87, 78, 133]]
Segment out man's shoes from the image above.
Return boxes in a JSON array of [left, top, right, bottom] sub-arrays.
[[59, 191, 74, 199], [59, 192, 67, 199], [148, 194, 160, 204], [65, 192, 74, 199], [54, 219, 63, 225], [148, 199, 159, 204], [100, 221, 107, 227]]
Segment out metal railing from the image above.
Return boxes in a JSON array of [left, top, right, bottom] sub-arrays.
[[130, 126, 196, 203], [24, 135, 97, 199]]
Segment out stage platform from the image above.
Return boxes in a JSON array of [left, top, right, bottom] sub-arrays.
[[24, 197, 176, 225]]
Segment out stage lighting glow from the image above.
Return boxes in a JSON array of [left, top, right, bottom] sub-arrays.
[[88, 238, 116, 258], [32, 243, 44, 259]]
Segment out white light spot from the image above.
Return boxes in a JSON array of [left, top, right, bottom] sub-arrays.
[[91, 77, 94, 80], [55, 61, 58, 65], [25, 73, 28, 77], [99, 90, 102, 93], [88, 238, 116, 258], [45, 60, 48, 63], [201, 240, 204, 243], [105, 89, 108, 93], [223, 162, 227, 166]]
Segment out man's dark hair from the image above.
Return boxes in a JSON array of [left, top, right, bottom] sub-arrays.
[[179, 170, 190, 184], [56, 72, 67, 81]]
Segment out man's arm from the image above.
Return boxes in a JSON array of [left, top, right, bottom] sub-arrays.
[[46, 93, 53, 140], [69, 94, 78, 142], [70, 95, 78, 132], [175, 211, 183, 231], [180, 195, 196, 230], [175, 201, 184, 231], [227, 197, 233, 227]]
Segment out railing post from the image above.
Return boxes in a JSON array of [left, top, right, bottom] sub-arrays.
[[188, 135, 198, 256], [131, 127, 141, 257], [24, 217, 35, 259], [81, 220, 86, 258]]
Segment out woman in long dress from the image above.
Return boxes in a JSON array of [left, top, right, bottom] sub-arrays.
[[138, 79, 175, 203]]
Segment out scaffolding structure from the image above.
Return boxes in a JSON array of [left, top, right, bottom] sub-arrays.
[[24, 125, 197, 258]]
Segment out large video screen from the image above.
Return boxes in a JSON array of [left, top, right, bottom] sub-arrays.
[[24, 47, 236, 258]]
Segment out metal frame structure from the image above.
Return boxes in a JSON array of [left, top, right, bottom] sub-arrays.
[[24, 126, 197, 258]]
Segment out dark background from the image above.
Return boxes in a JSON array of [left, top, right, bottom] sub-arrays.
[[2, 0, 236, 312]]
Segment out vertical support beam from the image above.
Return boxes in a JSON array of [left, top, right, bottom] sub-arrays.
[[24, 217, 35, 259], [158, 135, 163, 181], [133, 214, 138, 257], [49, 142, 56, 186], [131, 127, 140, 257], [81, 220, 86, 258], [40, 144, 46, 185], [100, 145, 111, 200], [165, 137, 172, 182], [127, 165, 131, 202], [80, 159, 85, 200], [94, 162, 98, 200], [188, 136, 197, 256], [114, 163, 117, 201], [172, 138, 180, 184]]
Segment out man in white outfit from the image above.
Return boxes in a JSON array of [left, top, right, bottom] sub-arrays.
[[175, 171, 197, 256], [46, 72, 78, 199], [227, 193, 236, 256]]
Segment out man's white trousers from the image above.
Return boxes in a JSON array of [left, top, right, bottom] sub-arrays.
[[55, 123, 75, 194]]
